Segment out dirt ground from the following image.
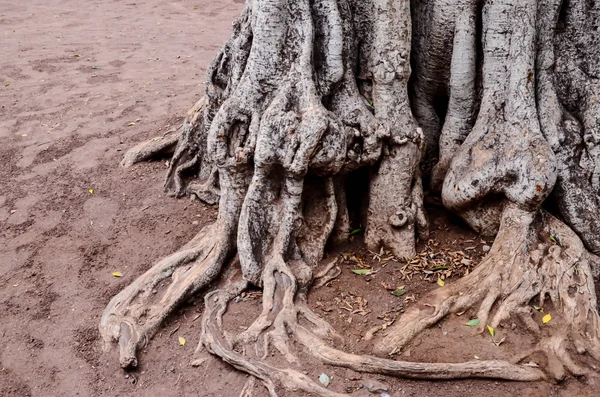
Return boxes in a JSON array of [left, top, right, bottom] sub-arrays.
[[0, 1, 596, 396]]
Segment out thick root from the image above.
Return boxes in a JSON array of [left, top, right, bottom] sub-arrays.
[[196, 251, 544, 397], [377, 203, 600, 380], [100, 223, 226, 368], [120, 132, 179, 168], [105, 0, 600, 394], [100, 166, 249, 368]]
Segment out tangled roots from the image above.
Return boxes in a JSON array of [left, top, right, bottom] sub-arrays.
[[103, 0, 600, 394]]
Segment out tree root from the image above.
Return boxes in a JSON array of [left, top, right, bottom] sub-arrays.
[[195, 250, 545, 397], [120, 132, 179, 168], [103, 0, 600, 394], [100, 223, 225, 368], [377, 203, 600, 381], [100, 165, 249, 368]]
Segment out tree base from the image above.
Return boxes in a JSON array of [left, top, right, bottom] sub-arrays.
[[102, 0, 600, 394]]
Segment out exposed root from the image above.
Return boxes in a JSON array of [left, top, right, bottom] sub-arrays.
[[199, 279, 348, 397], [100, 223, 225, 368], [100, 165, 249, 368], [120, 132, 179, 168], [377, 203, 600, 380], [188, 168, 220, 205], [298, 326, 544, 381], [104, 0, 600, 394], [312, 258, 341, 289], [196, 251, 545, 396]]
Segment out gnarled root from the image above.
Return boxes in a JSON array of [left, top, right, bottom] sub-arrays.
[[377, 203, 600, 380], [100, 165, 249, 368], [103, 0, 600, 393], [196, 249, 544, 397]]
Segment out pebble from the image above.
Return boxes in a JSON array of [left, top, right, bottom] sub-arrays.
[[192, 221, 199, 225], [482, 245, 491, 252], [362, 379, 389, 393]]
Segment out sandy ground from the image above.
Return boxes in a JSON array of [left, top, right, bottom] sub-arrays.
[[0, 1, 596, 396]]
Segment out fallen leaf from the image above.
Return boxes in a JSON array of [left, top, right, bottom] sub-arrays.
[[112, 271, 123, 277], [178, 336, 186, 346], [4, 83, 9, 87], [533, 305, 544, 313], [542, 313, 552, 324], [349, 228, 363, 236], [487, 325, 495, 337], [352, 269, 372, 276], [437, 278, 445, 287], [73, 54, 80, 57], [91, 66, 100, 69], [465, 319, 480, 327], [127, 122, 136, 126], [392, 289, 408, 297], [21, 134, 27, 137], [433, 265, 449, 271], [89, 189, 94, 194]]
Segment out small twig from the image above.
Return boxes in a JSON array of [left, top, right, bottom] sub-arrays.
[[174, 373, 182, 386], [169, 325, 180, 337]]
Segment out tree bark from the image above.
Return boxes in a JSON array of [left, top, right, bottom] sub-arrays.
[[103, 0, 600, 394]]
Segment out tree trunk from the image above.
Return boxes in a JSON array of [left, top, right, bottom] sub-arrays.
[[103, 0, 600, 394]]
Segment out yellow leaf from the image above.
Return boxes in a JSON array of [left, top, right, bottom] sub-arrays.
[[178, 336, 186, 346], [89, 189, 94, 194], [437, 278, 445, 287], [487, 325, 495, 337], [112, 271, 122, 277], [542, 313, 552, 324]]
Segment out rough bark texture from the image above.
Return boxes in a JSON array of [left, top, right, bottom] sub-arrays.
[[102, 0, 600, 394]]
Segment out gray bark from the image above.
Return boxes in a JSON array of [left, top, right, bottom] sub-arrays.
[[105, 0, 600, 394]]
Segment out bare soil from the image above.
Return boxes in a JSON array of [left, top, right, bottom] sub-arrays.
[[0, 1, 594, 396]]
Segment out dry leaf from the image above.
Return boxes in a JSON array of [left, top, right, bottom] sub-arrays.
[[89, 189, 94, 194], [542, 313, 552, 324], [178, 336, 186, 346], [487, 325, 495, 337], [437, 278, 445, 287], [112, 271, 123, 277]]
